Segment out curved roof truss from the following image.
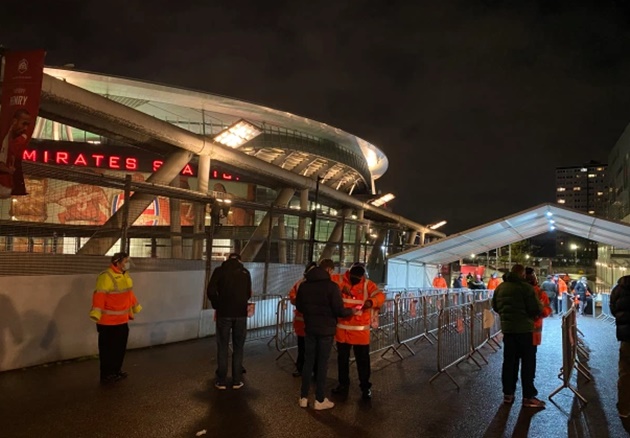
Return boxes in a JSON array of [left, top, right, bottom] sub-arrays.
[[390, 203, 629, 265]]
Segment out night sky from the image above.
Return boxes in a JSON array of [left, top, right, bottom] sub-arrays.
[[2, 0, 629, 233]]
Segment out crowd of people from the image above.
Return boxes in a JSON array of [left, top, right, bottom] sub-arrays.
[[432, 270, 595, 316], [88, 253, 630, 424]]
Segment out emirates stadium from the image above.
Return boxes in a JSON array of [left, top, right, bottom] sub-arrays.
[[0, 68, 444, 267]]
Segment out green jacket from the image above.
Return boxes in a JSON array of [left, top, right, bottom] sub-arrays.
[[491, 272, 542, 333]]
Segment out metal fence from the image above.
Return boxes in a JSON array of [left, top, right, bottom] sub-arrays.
[[549, 304, 591, 404], [597, 292, 615, 323]]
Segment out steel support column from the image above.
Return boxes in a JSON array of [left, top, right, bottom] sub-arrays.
[[77, 149, 194, 255], [240, 188, 295, 262], [277, 213, 287, 264], [320, 208, 353, 260], [169, 175, 183, 259], [295, 189, 308, 264], [353, 209, 364, 263], [193, 155, 211, 259]]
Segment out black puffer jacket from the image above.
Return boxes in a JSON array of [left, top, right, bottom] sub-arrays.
[[207, 258, 252, 318], [611, 275, 630, 342], [296, 267, 353, 336]]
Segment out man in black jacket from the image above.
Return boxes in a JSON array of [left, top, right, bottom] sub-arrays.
[[296, 265, 354, 410], [207, 253, 252, 390], [611, 275, 630, 427]]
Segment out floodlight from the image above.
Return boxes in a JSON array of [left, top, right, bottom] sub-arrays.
[[213, 119, 262, 148], [429, 220, 447, 230], [370, 193, 395, 207]]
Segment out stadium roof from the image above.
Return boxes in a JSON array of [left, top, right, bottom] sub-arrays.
[[390, 203, 630, 265]]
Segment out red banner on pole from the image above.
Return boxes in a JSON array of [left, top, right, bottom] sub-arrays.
[[0, 49, 46, 198]]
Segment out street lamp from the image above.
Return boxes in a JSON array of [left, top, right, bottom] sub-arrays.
[[570, 244, 579, 265]]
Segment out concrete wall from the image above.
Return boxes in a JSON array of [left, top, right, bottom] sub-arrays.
[[0, 270, 207, 372]]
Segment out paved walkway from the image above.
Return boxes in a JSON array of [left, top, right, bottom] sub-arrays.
[[1, 315, 628, 438]]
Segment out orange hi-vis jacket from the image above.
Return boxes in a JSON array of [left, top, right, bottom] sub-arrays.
[[432, 276, 447, 289], [90, 265, 142, 325], [335, 272, 385, 345], [533, 285, 552, 346], [557, 278, 568, 295], [289, 278, 306, 337], [487, 277, 501, 291]]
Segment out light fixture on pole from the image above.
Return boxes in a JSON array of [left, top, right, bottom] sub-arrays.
[[570, 243, 579, 265], [213, 119, 262, 148], [370, 193, 395, 207]]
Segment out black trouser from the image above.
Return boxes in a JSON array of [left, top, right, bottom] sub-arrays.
[[97, 323, 129, 379], [502, 332, 537, 399], [548, 293, 558, 314], [296, 335, 318, 375], [337, 342, 371, 391], [301, 334, 333, 402]]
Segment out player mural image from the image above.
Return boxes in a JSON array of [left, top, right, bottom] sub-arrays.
[[0, 50, 46, 199]]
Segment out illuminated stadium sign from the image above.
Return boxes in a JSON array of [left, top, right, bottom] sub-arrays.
[[21, 141, 240, 180]]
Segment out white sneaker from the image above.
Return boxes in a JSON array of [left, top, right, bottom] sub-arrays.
[[299, 397, 308, 408], [314, 398, 334, 410]]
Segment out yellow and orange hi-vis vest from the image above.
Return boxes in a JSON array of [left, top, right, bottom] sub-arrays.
[[90, 265, 142, 325], [335, 272, 385, 345]]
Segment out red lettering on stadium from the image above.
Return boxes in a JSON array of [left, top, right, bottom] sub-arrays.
[[20, 148, 238, 180]]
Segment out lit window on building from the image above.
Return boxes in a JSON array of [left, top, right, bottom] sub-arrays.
[[597, 192, 603, 196], [588, 174, 596, 178], [557, 187, 566, 192], [558, 199, 566, 204], [573, 187, 581, 191], [588, 210, 595, 214]]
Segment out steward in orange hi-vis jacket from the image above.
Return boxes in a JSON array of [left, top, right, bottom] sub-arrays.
[[432, 273, 448, 289], [289, 261, 317, 377], [90, 252, 142, 385], [333, 264, 385, 400], [487, 273, 502, 291]]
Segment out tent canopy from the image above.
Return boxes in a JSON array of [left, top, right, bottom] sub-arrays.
[[390, 203, 630, 266]]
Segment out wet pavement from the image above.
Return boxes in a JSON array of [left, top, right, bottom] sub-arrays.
[[1, 314, 628, 438]]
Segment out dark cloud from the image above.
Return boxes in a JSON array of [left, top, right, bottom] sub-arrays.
[[2, 0, 630, 232]]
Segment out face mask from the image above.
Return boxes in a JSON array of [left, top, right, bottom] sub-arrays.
[[123, 261, 131, 271]]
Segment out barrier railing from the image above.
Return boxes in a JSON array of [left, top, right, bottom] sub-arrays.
[[597, 292, 615, 324], [247, 294, 284, 343], [548, 304, 591, 404], [270, 288, 502, 382], [394, 294, 426, 354], [370, 298, 400, 358], [467, 299, 492, 367], [429, 303, 473, 389], [274, 297, 298, 361]]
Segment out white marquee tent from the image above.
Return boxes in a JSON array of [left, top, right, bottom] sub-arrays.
[[387, 203, 630, 289]]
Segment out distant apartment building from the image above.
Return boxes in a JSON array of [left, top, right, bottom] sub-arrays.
[[555, 161, 607, 261], [606, 125, 630, 222], [555, 161, 607, 215]]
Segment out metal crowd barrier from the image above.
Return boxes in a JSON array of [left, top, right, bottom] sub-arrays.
[[429, 303, 473, 389], [597, 292, 615, 324], [467, 299, 492, 367], [487, 307, 502, 351], [370, 298, 400, 358], [247, 294, 284, 343], [548, 304, 591, 404], [275, 297, 298, 361]]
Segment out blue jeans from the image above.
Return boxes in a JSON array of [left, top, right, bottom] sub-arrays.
[[301, 334, 333, 402], [216, 317, 247, 383]]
